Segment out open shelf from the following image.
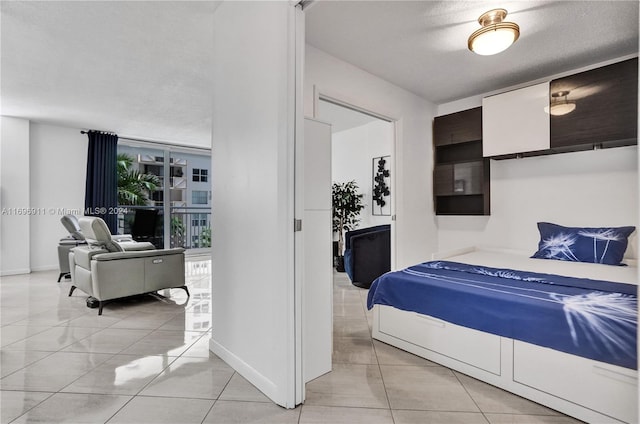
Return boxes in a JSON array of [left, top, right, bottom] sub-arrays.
[[435, 194, 487, 216], [435, 140, 482, 164]]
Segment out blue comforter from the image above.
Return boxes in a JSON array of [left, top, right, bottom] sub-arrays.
[[367, 261, 637, 369]]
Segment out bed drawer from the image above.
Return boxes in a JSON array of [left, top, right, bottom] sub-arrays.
[[513, 341, 637, 424], [378, 306, 501, 374]]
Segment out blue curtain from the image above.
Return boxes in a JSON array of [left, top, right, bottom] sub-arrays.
[[84, 130, 118, 233]]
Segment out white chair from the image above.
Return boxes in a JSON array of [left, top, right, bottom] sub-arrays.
[[57, 214, 154, 281], [68, 216, 188, 315]]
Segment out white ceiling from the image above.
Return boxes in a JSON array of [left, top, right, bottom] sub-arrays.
[[306, 0, 639, 104], [1, 1, 218, 147], [1, 1, 638, 146], [318, 99, 381, 133]]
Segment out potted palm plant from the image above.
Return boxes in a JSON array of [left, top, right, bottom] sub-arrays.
[[117, 153, 161, 235], [332, 181, 365, 271], [117, 153, 160, 206]]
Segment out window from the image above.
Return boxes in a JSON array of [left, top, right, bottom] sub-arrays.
[[192, 190, 208, 205], [191, 235, 199, 248], [192, 213, 209, 227], [193, 168, 208, 182], [117, 143, 211, 249]]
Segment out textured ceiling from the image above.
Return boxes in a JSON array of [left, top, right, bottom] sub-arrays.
[[318, 99, 380, 133], [1, 1, 218, 147], [1, 1, 638, 146], [306, 0, 639, 104]]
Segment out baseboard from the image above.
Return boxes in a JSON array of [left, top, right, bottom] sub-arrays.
[[208, 337, 281, 405], [0, 268, 31, 276], [30, 265, 58, 272]]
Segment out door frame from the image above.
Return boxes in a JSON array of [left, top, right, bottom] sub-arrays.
[[312, 87, 399, 271]]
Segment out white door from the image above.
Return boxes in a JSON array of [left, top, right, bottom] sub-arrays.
[[301, 118, 333, 383]]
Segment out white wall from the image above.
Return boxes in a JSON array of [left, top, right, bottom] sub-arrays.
[[332, 120, 393, 230], [305, 45, 438, 268], [1, 120, 91, 274], [2, 119, 211, 274], [30, 123, 87, 271], [436, 147, 638, 258], [1, 117, 31, 275], [210, 1, 299, 408], [436, 57, 638, 258]]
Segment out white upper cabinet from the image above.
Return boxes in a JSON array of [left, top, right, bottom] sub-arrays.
[[482, 82, 550, 157]]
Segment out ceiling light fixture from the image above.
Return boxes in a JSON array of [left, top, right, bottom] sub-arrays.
[[468, 9, 520, 56], [548, 91, 576, 116]]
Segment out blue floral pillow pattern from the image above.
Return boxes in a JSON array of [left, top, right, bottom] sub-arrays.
[[531, 222, 635, 266]]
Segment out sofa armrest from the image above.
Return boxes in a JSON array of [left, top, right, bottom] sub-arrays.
[[72, 246, 110, 269], [345, 225, 391, 249], [117, 241, 156, 251], [348, 229, 391, 288], [92, 248, 185, 261]]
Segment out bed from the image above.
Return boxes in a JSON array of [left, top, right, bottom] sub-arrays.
[[368, 246, 638, 424]]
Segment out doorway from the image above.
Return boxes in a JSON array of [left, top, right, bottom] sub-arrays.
[[303, 96, 396, 398], [317, 97, 396, 269]]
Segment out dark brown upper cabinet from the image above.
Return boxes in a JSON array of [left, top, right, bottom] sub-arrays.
[[433, 107, 482, 146], [550, 58, 638, 150], [433, 107, 490, 216]]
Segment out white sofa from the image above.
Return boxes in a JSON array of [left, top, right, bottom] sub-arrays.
[[68, 216, 188, 315], [57, 214, 152, 281]]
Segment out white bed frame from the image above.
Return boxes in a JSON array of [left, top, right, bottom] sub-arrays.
[[371, 246, 638, 424]]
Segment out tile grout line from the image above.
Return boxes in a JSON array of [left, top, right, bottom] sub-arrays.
[[202, 370, 236, 417], [451, 358, 492, 424], [1, 274, 210, 423], [64, 285, 201, 423], [6, 391, 57, 424], [0, 324, 57, 347], [200, 398, 219, 424], [352, 274, 397, 424], [4, 349, 119, 423], [102, 393, 138, 424], [54, 350, 120, 394], [0, 349, 58, 380], [107, 329, 219, 423], [370, 320, 396, 424]]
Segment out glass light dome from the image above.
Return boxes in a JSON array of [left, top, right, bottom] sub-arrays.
[[468, 9, 520, 56]]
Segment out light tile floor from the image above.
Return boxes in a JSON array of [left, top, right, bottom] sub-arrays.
[[0, 261, 583, 423]]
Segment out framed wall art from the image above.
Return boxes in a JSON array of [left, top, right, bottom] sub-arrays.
[[372, 155, 391, 216]]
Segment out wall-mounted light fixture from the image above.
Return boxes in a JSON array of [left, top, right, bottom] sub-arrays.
[[548, 91, 576, 116], [468, 9, 520, 56]]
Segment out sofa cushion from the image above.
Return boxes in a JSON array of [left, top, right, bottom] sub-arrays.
[[118, 241, 156, 251], [60, 215, 85, 240], [78, 217, 124, 252]]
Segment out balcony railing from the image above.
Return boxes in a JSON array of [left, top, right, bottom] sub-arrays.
[[118, 206, 211, 250], [169, 206, 211, 250]]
